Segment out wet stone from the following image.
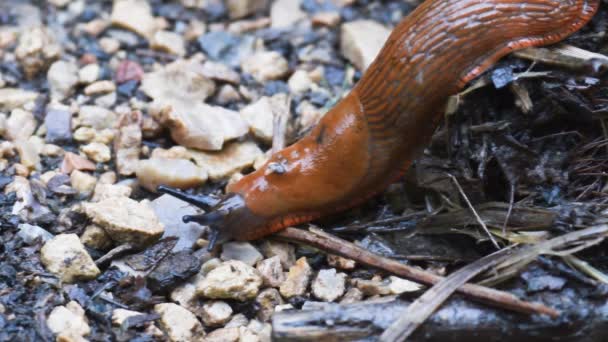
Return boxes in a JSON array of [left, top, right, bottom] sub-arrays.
[[45, 109, 72, 144], [151, 194, 206, 252], [221, 241, 263, 266], [256, 256, 286, 288], [311, 268, 346, 302], [17, 223, 53, 244], [147, 250, 203, 293]]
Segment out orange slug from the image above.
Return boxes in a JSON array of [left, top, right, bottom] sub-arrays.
[[160, 0, 600, 249]]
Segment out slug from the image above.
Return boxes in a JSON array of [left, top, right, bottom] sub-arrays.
[[160, 0, 599, 249]]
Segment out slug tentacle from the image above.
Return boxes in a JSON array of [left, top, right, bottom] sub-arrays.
[[162, 0, 599, 245]]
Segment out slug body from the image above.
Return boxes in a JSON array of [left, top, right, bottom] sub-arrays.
[[165, 0, 599, 247]]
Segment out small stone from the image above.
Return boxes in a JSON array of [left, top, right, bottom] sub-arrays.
[[83, 196, 164, 246], [288, 69, 313, 93], [78, 105, 117, 129], [111, 308, 143, 326], [80, 142, 111, 163], [227, 0, 269, 19], [241, 51, 289, 82], [388, 276, 422, 294], [225, 313, 249, 328], [111, 0, 158, 40], [114, 112, 142, 176], [154, 303, 205, 342], [47, 60, 79, 101], [202, 301, 233, 327], [279, 257, 312, 298], [151, 30, 186, 56], [141, 59, 215, 103], [256, 288, 283, 322], [81, 19, 110, 36], [147, 250, 203, 293], [41, 144, 64, 157], [205, 327, 240, 342], [339, 287, 363, 304], [80, 224, 113, 250], [240, 97, 273, 142], [45, 109, 72, 144], [17, 223, 53, 244], [0, 88, 39, 112], [14, 137, 42, 169], [259, 240, 295, 269], [228, 17, 271, 33], [115, 60, 144, 83], [78, 63, 100, 84], [92, 183, 132, 201], [270, 0, 306, 28], [41, 234, 100, 283], [221, 242, 263, 266], [197, 31, 255, 67], [15, 26, 61, 79], [353, 276, 391, 296], [312, 11, 341, 27], [136, 158, 207, 192], [60, 152, 96, 174], [340, 20, 390, 71], [151, 194, 206, 252], [70, 170, 97, 195], [197, 260, 262, 301], [201, 61, 241, 84], [215, 84, 241, 105], [84, 80, 116, 96], [327, 254, 355, 270], [6, 109, 36, 141], [99, 37, 121, 54], [189, 141, 263, 180], [312, 269, 346, 302], [47, 301, 90, 340], [95, 92, 117, 108], [256, 256, 285, 288]]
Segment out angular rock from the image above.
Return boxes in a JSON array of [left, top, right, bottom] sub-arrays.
[[340, 287, 363, 304], [202, 300, 233, 327], [312, 269, 346, 302], [141, 59, 215, 104], [111, 309, 144, 326], [312, 11, 341, 27], [388, 276, 422, 294], [60, 152, 96, 174], [45, 109, 72, 144], [154, 303, 205, 342], [0, 88, 39, 111], [197, 260, 262, 301], [92, 183, 132, 202], [114, 111, 142, 176], [47, 301, 90, 340], [340, 20, 390, 71], [327, 254, 356, 270], [201, 61, 241, 84], [256, 288, 283, 321], [240, 97, 274, 142], [151, 30, 185, 56], [41, 234, 100, 283], [83, 196, 164, 246], [256, 256, 285, 288], [227, 0, 269, 19], [6, 109, 36, 141], [78, 106, 117, 130], [221, 242, 263, 266], [17, 223, 53, 244], [78, 63, 100, 84], [115, 60, 144, 83], [136, 158, 207, 192], [270, 0, 306, 28], [241, 51, 289, 82], [15, 26, 61, 79], [80, 142, 111, 163], [111, 0, 158, 40], [353, 276, 391, 296], [197, 31, 255, 67], [70, 170, 97, 195], [279, 257, 312, 298], [189, 141, 263, 180], [80, 224, 113, 250], [259, 240, 295, 269], [47, 60, 79, 101], [288, 69, 313, 93], [205, 327, 240, 342], [14, 137, 42, 169]]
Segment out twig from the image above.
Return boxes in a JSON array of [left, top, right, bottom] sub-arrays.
[[95, 243, 136, 267], [502, 182, 515, 236], [447, 173, 500, 249], [274, 227, 558, 317], [380, 246, 518, 342]]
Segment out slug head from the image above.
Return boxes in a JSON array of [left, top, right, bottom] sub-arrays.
[[157, 186, 267, 251]]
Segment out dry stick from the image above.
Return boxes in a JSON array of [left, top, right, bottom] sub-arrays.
[[275, 227, 558, 317], [380, 246, 519, 342], [447, 173, 500, 249]]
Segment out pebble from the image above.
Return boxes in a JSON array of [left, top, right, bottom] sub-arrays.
[[205, 327, 240, 342], [80, 142, 111, 163], [151, 30, 186, 56], [197, 31, 255, 67], [154, 303, 205, 342], [240, 97, 274, 143], [215, 84, 242, 105], [70, 170, 97, 195], [279, 257, 312, 298], [6, 108, 36, 141], [327, 254, 356, 270], [227, 0, 269, 19], [46, 301, 90, 341], [99, 37, 121, 54], [78, 63, 100, 84], [83, 196, 164, 246], [60, 152, 96, 174], [115, 60, 144, 83], [45, 109, 72, 144], [15, 26, 61, 79], [201, 61, 241, 84], [151, 194, 206, 252], [114, 112, 142, 176], [312, 11, 341, 27], [353, 276, 391, 296], [17, 223, 53, 244], [95, 92, 117, 108], [81, 19, 110, 37], [80, 224, 113, 250], [256, 288, 283, 322], [270, 0, 306, 28], [0, 88, 39, 111], [141, 59, 215, 103], [202, 300, 233, 327], [256, 256, 286, 288], [111, 308, 144, 326], [340, 287, 363, 304], [111, 0, 158, 40], [241, 51, 289, 82], [91, 183, 132, 201], [47, 60, 79, 101], [312, 269, 346, 302], [197, 260, 262, 301], [340, 20, 390, 71], [84, 80, 116, 96], [188, 141, 263, 180], [221, 241, 263, 266], [136, 158, 208, 192], [259, 240, 295, 269], [40, 234, 100, 283], [288, 69, 313, 93], [14, 137, 42, 169], [78, 105, 117, 129]]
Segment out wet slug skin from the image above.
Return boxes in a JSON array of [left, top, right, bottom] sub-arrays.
[[161, 0, 600, 248]]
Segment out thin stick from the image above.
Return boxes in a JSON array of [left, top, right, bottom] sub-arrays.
[[447, 173, 500, 249], [274, 227, 558, 317], [502, 182, 515, 236]]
